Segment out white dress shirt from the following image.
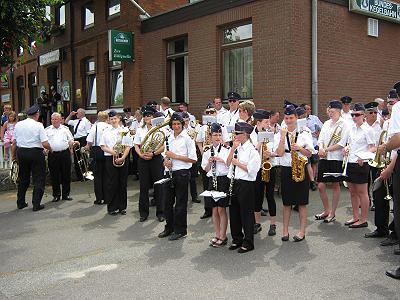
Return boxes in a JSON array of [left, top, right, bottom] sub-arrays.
[[134, 125, 150, 145], [164, 130, 197, 171], [68, 117, 92, 138], [196, 124, 229, 143], [306, 114, 323, 146], [347, 123, 375, 163], [366, 119, 382, 146], [273, 130, 315, 167], [341, 110, 353, 126], [45, 125, 73, 151], [160, 107, 175, 118], [86, 122, 111, 146], [216, 107, 228, 125], [317, 117, 349, 161], [227, 139, 261, 181], [100, 126, 133, 156], [220, 108, 239, 127], [201, 144, 230, 177], [13, 118, 48, 148], [388, 102, 400, 151], [129, 118, 140, 133]]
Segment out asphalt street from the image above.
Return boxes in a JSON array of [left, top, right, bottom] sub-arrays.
[[0, 178, 399, 299]]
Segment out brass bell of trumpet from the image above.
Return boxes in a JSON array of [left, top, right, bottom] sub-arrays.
[[368, 130, 387, 169]]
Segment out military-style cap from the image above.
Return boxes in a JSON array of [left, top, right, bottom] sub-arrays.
[[27, 104, 40, 116], [353, 103, 365, 112], [181, 112, 190, 120], [146, 101, 158, 107], [108, 110, 117, 117], [171, 112, 183, 122], [284, 105, 297, 115], [253, 109, 270, 120], [283, 99, 298, 109], [141, 105, 157, 116], [123, 107, 131, 113], [340, 96, 352, 104], [364, 101, 379, 110], [154, 111, 164, 118], [295, 106, 306, 116], [388, 89, 399, 99], [206, 102, 215, 109], [228, 91, 241, 100], [234, 122, 253, 134], [382, 108, 389, 116], [328, 100, 342, 110], [210, 123, 222, 133]]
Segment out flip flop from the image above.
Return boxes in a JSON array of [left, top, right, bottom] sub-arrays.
[[315, 213, 328, 220], [324, 215, 336, 223]]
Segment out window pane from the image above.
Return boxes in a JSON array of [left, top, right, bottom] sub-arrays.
[[109, 0, 120, 16], [223, 46, 253, 99], [167, 38, 188, 55], [58, 5, 65, 26], [88, 76, 97, 106], [84, 4, 94, 26], [87, 60, 95, 72], [111, 70, 123, 106], [223, 24, 252, 44]]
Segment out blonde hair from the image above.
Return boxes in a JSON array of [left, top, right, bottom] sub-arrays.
[[160, 97, 171, 106], [97, 111, 108, 122], [238, 100, 255, 116]]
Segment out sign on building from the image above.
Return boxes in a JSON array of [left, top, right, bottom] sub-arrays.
[[61, 81, 71, 101], [39, 49, 61, 66], [349, 0, 400, 24], [0, 73, 9, 88], [108, 30, 134, 61]]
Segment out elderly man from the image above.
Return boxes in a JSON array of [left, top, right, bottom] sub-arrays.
[[45, 113, 77, 202], [159, 97, 175, 117]]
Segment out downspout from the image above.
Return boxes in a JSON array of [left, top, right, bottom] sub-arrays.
[[311, 0, 318, 115], [128, 0, 151, 18]]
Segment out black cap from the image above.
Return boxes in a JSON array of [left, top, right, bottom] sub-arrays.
[[146, 101, 158, 107], [206, 102, 215, 109], [284, 105, 297, 115], [353, 103, 365, 112], [283, 99, 298, 109], [388, 89, 399, 99], [210, 123, 222, 133], [171, 112, 183, 122], [228, 91, 241, 100], [341, 96, 352, 104], [181, 112, 190, 119], [253, 109, 270, 120], [123, 107, 131, 113], [27, 104, 40, 116], [328, 100, 342, 110], [154, 111, 163, 118], [364, 101, 379, 110], [382, 108, 389, 116], [394, 82, 400, 94], [234, 122, 253, 134], [108, 110, 117, 117], [141, 105, 157, 116], [295, 106, 306, 116]]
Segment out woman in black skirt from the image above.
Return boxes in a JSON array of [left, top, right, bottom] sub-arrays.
[[343, 103, 376, 228], [201, 123, 230, 247], [275, 105, 314, 242], [316, 100, 349, 223]]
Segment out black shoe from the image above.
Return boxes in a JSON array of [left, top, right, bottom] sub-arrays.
[[380, 237, 399, 247], [238, 246, 254, 253], [200, 212, 212, 219], [168, 232, 187, 241], [385, 267, 400, 279], [254, 223, 262, 234], [364, 230, 389, 238], [52, 196, 60, 202], [293, 235, 305, 242], [108, 211, 118, 216], [310, 181, 317, 191], [281, 234, 289, 242], [158, 229, 173, 238], [228, 243, 242, 250], [149, 199, 156, 207], [18, 203, 28, 209], [139, 216, 148, 222], [192, 197, 201, 203], [119, 210, 126, 215], [32, 204, 45, 212], [157, 216, 165, 222], [62, 196, 73, 201], [268, 224, 277, 236], [344, 219, 359, 226], [349, 222, 368, 228], [93, 200, 102, 205]]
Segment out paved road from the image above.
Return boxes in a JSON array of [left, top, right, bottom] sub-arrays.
[[0, 178, 399, 299]]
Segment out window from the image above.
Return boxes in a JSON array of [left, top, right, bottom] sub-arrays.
[[167, 37, 189, 103], [57, 5, 66, 27], [85, 58, 96, 107], [222, 23, 253, 99], [83, 3, 94, 28], [28, 73, 38, 106], [368, 18, 378, 37], [16, 76, 24, 112], [110, 61, 123, 106], [108, 0, 120, 17]]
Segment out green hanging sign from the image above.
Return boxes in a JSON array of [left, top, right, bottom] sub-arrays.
[[108, 30, 134, 62]]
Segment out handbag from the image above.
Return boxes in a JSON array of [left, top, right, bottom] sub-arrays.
[[90, 125, 105, 160]]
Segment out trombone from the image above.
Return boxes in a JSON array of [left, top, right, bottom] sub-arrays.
[[73, 144, 94, 180]]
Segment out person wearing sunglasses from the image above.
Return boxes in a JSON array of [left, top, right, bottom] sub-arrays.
[[343, 103, 376, 229], [219, 91, 241, 128]]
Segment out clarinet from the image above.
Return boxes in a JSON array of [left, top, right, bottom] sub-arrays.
[[211, 146, 218, 190], [165, 136, 174, 189], [228, 148, 238, 199]]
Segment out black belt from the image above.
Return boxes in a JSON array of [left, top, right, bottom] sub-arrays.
[[51, 149, 69, 154], [18, 147, 43, 151]]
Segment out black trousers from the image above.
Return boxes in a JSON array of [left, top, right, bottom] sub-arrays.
[[93, 157, 106, 201], [372, 173, 392, 234], [73, 136, 87, 181], [138, 155, 163, 218], [189, 163, 198, 200], [16, 147, 46, 208], [163, 169, 190, 234], [254, 167, 277, 216], [229, 179, 255, 249], [129, 148, 139, 175], [393, 156, 400, 242], [104, 156, 129, 212], [48, 149, 71, 198]]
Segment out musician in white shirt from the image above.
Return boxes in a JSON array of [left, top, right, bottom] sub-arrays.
[[159, 96, 175, 117], [213, 97, 228, 124], [220, 91, 241, 129]]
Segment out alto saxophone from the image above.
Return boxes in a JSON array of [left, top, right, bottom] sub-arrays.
[[261, 139, 272, 182], [290, 133, 308, 182]]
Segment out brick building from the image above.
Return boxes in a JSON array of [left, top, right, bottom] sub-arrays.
[[1, 0, 400, 119]]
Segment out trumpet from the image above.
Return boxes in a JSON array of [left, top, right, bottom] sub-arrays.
[[321, 123, 343, 158], [368, 130, 387, 169], [341, 142, 350, 177]]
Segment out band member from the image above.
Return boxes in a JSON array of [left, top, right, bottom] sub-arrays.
[[201, 123, 230, 247], [85, 111, 110, 205], [158, 112, 197, 240], [178, 102, 196, 123], [268, 110, 281, 133], [100, 110, 133, 215], [238, 100, 255, 123], [220, 92, 240, 127], [340, 96, 353, 124], [251, 109, 278, 236], [66, 108, 92, 181], [45, 112, 76, 202], [316, 100, 349, 222], [11, 104, 51, 211], [134, 106, 164, 222], [274, 105, 314, 241], [213, 97, 228, 124], [343, 103, 375, 228], [227, 122, 261, 253], [159, 96, 175, 117]]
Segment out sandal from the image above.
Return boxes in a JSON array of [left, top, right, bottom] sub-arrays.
[[324, 215, 336, 223], [315, 213, 329, 220], [212, 237, 228, 248], [209, 236, 219, 246]]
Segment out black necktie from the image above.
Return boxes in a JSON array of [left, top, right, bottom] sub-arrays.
[[74, 119, 81, 135]]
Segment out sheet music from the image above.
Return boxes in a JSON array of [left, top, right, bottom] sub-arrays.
[[202, 115, 217, 125], [152, 116, 165, 126], [154, 178, 171, 185], [297, 118, 307, 132], [257, 131, 274, 144], [199, 190, 227, 201], [355, 151, 375, 161]]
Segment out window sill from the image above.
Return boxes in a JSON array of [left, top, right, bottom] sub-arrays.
[[107, 13, 120, 21], [83, 24, 94, 30]]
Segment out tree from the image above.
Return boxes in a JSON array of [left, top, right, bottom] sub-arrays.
[[0, 0, 64, 67]]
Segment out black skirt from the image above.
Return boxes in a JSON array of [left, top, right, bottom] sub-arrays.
[[204, 176, 230, 208], [346, 162, 370, 184], [317, 159, 344, 183], [280, 166, 309, 206]]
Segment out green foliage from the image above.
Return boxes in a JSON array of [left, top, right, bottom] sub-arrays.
[[0, 0, 64, 67]]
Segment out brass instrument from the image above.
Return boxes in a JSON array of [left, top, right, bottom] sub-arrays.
[[140, 116, 170, 153], [187, 126, 197, 140], [261, 139, 272, 182], [203, 123, 212, 152], [368, 130, 387, 169], [290, 133, 308, 182], [74, 144, 94, 180], [341, 142, 350, 177], [320, 123, 342, 158], [113, 130, 129, 168], [10, 160, 19, 184]]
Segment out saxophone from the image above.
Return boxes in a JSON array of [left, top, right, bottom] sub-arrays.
[[261, 140, 272, 182], [290, 132, 308, 182]]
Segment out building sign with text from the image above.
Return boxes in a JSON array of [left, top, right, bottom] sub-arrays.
[[108, 30, 134, 61], [350, 0, 400, 23], [39, 49, 61, 66]]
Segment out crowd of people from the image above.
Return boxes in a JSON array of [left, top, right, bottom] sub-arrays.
[[4, 84, 400, 279]]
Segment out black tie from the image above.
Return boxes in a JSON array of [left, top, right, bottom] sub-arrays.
[[74, 119, 81, 135]]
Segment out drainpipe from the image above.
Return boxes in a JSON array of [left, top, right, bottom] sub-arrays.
[[128, 0, 151, 18], [311, 0, 318, 115]]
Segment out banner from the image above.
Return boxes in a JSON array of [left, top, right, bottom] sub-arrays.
[[108, 30, 134, 61]]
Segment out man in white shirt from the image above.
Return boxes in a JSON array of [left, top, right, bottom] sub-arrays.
[[213, 97, 228, 124], [341, 96, 353, 124], [220, 92, 241, 128], [159, 96, 175, 117], [11, 104, 51, 211]]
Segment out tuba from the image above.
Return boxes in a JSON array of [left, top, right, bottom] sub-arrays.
[[10, 160, 19, 184], [261, 139, 272, 182], [140, 116, 170, 153], [290, 133, 308, 182], [113, 129, 130, 167]]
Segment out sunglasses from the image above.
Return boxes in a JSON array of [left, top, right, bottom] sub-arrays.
[[205, 110, 216, 114], [367, 111, 377, 115], [351, 113, 363, 117], [143, 113, 153, 117]]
